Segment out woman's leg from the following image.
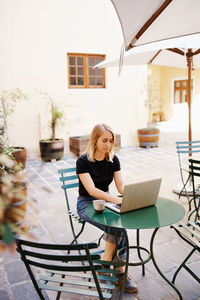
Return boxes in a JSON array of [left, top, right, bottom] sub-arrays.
[[77, 196, 126, 250], [104, 240, 115, 261], [77, 196, 137, 292], [104, 240, 124, 273], [77, 197, 126, 267]]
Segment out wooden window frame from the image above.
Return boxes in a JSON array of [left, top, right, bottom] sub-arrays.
[[67, 53, 106, 89], [174, 79, 193, 104]]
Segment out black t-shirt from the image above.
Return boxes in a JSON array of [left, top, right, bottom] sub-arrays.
[[76, 153, 121, 197]]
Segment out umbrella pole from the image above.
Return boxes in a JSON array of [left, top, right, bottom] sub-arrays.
[[187, 49, 192, 143]]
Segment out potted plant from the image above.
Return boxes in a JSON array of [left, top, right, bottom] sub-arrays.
[[0, 88, 28, 167], [39, 92, 66, 162], [0, 152, 28, 252], [137, 71, 162, 148]]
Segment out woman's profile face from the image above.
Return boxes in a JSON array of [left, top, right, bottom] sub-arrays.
[[96, 130, 114, 155]]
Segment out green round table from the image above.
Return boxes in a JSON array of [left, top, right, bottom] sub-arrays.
[[86, 197, 185, 299]]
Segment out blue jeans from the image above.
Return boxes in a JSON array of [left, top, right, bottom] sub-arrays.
[[77, 195, 126, 259]]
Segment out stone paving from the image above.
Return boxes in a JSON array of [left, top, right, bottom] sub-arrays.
[[0, 125, 200, 300]]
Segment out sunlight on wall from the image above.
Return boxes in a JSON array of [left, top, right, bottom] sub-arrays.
[[148, 64, 200, 132], [0, 0, 148, 155]]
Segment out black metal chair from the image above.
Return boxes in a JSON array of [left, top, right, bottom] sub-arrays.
[[176, 140, 200, 211], [171, 221, 200, 286], [188, 159, 200, 222], [16, 238, 123, 300], [58, 167, 103, 246]]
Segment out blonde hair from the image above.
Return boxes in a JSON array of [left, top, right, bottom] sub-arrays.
[[87, 124, 115, 162]]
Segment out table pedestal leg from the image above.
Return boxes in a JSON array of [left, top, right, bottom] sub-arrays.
[[150, 228, 183, 300], [136, 229, 145, 275], [118, 229, 129, 300], [117, 229, 151, 299]]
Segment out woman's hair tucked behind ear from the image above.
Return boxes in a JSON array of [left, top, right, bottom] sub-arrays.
[[87, 124, 115, 162]]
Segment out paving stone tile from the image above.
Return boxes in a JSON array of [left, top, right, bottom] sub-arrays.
[[5, 260, 30, 284], [0, 270, 4, 287], [0, 289, 10, 300], [1, 128, 200, 300], [166, 267, 200, 300], [135, 278, 176, 300], [11, 281, 47, 300], [0, 249, 20, 264]]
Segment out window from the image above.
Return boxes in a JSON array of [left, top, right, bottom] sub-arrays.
[[174, 79, 193, 104], [67, 53, 105, 88]]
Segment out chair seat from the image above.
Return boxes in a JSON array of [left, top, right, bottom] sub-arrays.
[[39, 273, 116, 296], [68, 210, 84, 223], [38, 283, 113, 299], [172, 221, 200, 247]]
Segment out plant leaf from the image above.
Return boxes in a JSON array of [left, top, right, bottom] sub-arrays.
[[2, 224, 15, 245]]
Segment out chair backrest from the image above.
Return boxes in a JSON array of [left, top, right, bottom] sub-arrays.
[[189, 158, 200, 189], [176, 140, 200, 155], [58, 167, 79, 211], [189, 159, 200, 176], [176, 140, 200, 168], [188, 159, 200, 221], [16, 238, 108, 299]]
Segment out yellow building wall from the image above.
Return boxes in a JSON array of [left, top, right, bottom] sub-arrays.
[[147, 65, 162, 122], [148, 65, 200, 121]]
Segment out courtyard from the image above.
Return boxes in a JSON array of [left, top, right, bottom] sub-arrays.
[[0, 124, 200, 300]]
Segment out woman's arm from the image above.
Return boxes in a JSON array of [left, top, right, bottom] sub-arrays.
[[114, 170, 124, 195], [79, 173, 122, 205]]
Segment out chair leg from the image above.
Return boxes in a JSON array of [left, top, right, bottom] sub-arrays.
[[179, 174, 192, 211], [67, 217, 86, 256], [97, 233, 104, 247], [70, 221, 86, 245], [172, 248, 196, 284], [24, 261, 45, 300], [188, 198, 200, 222], [196, 200, 200, 221]]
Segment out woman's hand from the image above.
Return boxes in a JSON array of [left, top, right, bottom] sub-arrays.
[[109, 195, 122, 205]]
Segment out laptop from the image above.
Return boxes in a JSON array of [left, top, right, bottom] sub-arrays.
[[105, 178, 162, 213]]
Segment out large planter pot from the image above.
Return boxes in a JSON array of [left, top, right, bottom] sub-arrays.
[[137, 128, 160, 148], [69, 134, 121, 157], [12, 146, 27, 169], [69, 135, 90, 157], [39, 139, 64, 162]]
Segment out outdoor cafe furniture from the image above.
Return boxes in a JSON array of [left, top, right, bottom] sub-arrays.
[[86, 197, 185, 300], [16, 238, 124, 300], [188, 158, 200, 222], [171, 220, 200, 287], [58, 167, 103, 246], [176, 140, 200, 211]]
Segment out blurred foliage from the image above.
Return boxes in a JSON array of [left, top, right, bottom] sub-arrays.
[[0, 153, 28, 252], [37, 90, 66, 140], [0, 88, 27, 127]]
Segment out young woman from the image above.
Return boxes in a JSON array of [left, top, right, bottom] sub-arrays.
[[76, 123, 138, 293]]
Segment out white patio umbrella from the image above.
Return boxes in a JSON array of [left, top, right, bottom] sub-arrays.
[[110, 0, 200, 50], [97, 0, 200, 141], [95, 33, 200, 142]]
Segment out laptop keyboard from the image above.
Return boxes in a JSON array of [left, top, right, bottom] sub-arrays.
[[113, 203, 121, 209]]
